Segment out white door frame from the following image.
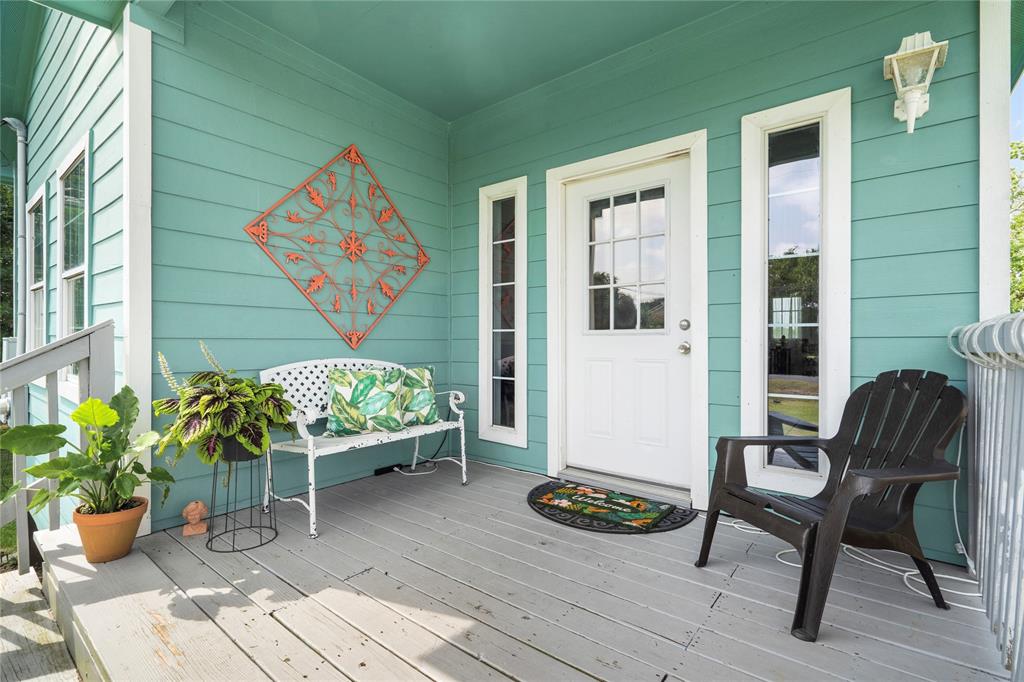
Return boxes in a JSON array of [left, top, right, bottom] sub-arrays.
[[545, 130, 710, 510]]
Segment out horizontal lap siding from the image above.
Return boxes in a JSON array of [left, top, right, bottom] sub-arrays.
[[149, 3, 451, 531], [23, 10, 125, 524], [448, 0, 978, 563]]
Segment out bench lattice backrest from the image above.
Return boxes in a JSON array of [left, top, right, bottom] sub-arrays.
[[260, 358, 404, 424]]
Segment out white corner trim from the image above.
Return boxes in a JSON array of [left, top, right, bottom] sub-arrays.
[[545, 130, 710, 510], [478, 176, 529, 449], [740, 88, 851, 497], [978, 0, 1011, 318], [123, 7, 154, 535]]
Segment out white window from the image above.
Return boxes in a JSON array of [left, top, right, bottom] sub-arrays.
[[478, 176, 528, 448], [740, 89, 851, 496], [57, 143, 89, 385], [26, 191, 46, 350]]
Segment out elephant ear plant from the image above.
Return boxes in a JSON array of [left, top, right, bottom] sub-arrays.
[[154, 341, 298, 465], [0, 385, 175, 513]]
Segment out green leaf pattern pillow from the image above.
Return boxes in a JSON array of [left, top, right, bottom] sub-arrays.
[[401, 367, 440, 426], [327, 368, 405, 435]]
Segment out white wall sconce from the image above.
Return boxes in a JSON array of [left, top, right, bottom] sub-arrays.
[[883, 32, 948, 134]]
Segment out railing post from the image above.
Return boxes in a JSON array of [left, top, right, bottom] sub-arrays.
[[11, 385, 29, 574]]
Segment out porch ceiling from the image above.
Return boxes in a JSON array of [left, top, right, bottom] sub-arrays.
[[228, 1, 726, 121]]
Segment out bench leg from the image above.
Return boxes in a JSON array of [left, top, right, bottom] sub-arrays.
[[262, 451, 273, 513], [459, 421, 468, 485], [411, 437, 420, 471], [307, 443, 318, 539]]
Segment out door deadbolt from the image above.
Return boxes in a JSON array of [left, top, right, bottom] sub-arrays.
[[678, 319, 691, 331]]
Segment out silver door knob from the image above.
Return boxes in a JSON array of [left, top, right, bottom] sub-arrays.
[[678, 342, 691, 355], [678, 319, 691, 331]]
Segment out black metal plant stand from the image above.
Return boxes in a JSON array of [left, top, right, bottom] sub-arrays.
[[206, 441, 276, 553]]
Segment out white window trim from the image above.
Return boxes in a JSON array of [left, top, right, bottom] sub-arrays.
[[56, 136, 91, 400], [740, 88, 851, 497], [478, 176, 529, 449], [26, 186, 47, 352]]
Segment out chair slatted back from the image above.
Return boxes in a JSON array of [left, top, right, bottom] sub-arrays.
[[822, 370, 967, 511]]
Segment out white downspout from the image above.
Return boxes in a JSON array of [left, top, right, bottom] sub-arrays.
[[2, 117, 28, 356]]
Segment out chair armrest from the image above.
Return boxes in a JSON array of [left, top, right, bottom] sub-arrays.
[[719, 435, 828, 448], [846, 461, 959, 493], [713, 436, 830, 488]]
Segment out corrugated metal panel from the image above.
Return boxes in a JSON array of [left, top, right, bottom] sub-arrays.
[[951, 312, 1024, 679]]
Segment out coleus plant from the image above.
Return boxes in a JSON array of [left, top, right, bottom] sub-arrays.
[[0, 385, 175, 513], [153, 341, 298, 464]]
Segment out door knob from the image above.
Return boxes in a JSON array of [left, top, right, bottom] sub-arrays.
[[678, 319, 691, 331], [678, 342, 691, 355]]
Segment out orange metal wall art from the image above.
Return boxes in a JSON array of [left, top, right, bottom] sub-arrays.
[[243, 145, 429, 349]]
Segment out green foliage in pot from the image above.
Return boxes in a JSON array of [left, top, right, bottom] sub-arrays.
[[154, 341, 298, 465], [0, 385, 175, 513]]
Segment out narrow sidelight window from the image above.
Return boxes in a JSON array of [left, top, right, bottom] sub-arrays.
[[479, 177, 528, 448], [741, 89, 851, 496]]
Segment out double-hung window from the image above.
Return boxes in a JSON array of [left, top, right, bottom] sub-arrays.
[[27, 194, 46, 349], [59, 151, 88, 381], [740, 89, 851, 496], [478, 177, 528, 448]]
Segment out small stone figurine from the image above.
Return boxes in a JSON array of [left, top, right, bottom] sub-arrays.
[[181, 500, 209, 537]]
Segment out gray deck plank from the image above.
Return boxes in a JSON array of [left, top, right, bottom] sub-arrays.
[[345, 568, 597, 682], [136, 532, 347, 681], [272, 501, 671, 681], [0, 570, 77, 682], [168, 530, 427, 681], [242, 532, 511, 682], [34, 527, 269, 682]]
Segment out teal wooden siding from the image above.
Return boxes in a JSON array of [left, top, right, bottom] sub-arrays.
[[22, 8, 125, 524], [447, 1, 979, 564], [148, 3, 451, 531], [26, 9, 125, 362]]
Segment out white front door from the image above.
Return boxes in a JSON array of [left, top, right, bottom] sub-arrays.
[[564, 156, 692, 487]]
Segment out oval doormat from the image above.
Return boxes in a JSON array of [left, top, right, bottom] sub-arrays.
[[527, 481, 698, 534]]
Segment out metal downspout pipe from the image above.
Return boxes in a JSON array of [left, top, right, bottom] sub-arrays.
[[2, 117, 27, 356]]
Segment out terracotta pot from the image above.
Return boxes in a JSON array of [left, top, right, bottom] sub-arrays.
[[73, 496, 148, 563]]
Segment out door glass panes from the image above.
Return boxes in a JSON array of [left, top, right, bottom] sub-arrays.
[[766, 122, 821, 471], [490, 196, 516, 429], [62, 157, 86, 270], [31, 289, 44, 349], [67, 275, 85, 376], [30, 205, 43, 284], [587, 186, 667, 331]]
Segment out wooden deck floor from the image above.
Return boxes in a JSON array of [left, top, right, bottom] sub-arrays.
[[40, 461, 1006, 681]]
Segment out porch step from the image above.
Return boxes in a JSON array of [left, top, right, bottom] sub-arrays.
[[0, 569, 78, 682], [34, 526, 268, 681]]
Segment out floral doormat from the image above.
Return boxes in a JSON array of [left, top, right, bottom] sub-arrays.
[[527, 481, 698, 534]]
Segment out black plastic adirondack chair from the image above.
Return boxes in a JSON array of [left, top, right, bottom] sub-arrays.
[[695, 369, 967, 642]]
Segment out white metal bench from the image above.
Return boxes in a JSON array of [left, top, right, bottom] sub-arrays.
[[260, 358, 467, 538]]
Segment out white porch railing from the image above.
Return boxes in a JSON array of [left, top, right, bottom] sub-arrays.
[[0, 320, 115, 574], [950, 312, 1024, 678]]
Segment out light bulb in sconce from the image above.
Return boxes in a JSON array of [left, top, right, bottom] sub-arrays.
[[883, 32, 948, 134]]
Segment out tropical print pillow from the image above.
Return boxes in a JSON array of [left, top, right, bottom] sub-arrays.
[[400, 366, 441, 426], [327, 368, 405, 434]]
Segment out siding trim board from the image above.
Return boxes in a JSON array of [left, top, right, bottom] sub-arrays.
[[122, 7, 154, 535]]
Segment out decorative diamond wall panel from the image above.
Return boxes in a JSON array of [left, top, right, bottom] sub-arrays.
[[243, 145, 429, 349]]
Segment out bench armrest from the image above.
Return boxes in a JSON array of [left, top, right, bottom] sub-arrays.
[[293, 407, 315, 441], [846, 461, 959, 493], [436, 390, 466, 418]]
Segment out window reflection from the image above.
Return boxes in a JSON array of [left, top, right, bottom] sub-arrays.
[[766, 123, 821, 471]]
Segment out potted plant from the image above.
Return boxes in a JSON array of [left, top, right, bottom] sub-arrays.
[[0, 386, 175, 563], [154, 341, 297, 465]]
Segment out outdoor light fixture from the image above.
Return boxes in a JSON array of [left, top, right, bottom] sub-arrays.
[[883, 32, 948, 134]]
